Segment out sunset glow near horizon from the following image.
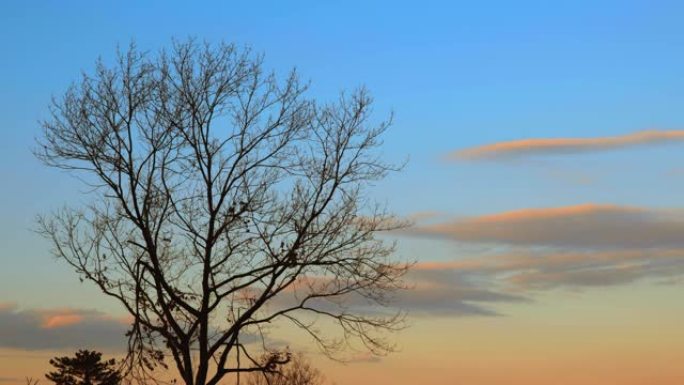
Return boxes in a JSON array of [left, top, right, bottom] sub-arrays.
[[2, 1, 684, 384]]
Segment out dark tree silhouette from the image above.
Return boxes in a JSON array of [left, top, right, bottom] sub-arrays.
[[46, 350, 121, 385], [244, 353, 323, 385], [36, 40, 409, 385]]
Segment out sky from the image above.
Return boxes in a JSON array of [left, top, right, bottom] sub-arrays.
[[2, 1, 684, 384]]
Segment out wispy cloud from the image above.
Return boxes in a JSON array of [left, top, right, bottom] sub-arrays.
[[448, 129, 684, 160], [407, 204, 684, 249], [0, 304, 129, 351], [394, 272, 528, 316], [41, 313, 85, 329], [415, 248, 684, 291], [401, 203, 684, 300], [269, 271, 526, 318]]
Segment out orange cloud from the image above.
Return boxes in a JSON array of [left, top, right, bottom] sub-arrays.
[[0, 304, 129, 350], [41, 313, 84, 329], [404, 204, 684, 305], [467, 203, 639, 223], [449, 129, 684, 160], [407, 204, 684, 248]]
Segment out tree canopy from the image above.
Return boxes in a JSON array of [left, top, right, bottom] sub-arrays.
[[46, 350, 121, 385], [37, 40, 408, 385]]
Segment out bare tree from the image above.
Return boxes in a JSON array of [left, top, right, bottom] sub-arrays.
[[36, 40, 408, 385], [243, 353, 323, 385]]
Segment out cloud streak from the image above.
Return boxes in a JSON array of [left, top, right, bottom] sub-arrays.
[[415, 248, 684, 291], [0, 304, 129, 351], [400, 203, 684, 301], [269, 272, 527, 318], [408, 204, 684, 249], [393, 274, 528, 316], [449, 129, 684, 160]]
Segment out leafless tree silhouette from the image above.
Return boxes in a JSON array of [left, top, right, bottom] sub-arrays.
[[36, 40, 408, 385]]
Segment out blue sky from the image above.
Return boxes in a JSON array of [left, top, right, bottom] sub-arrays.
[[3, 2, 684, 383], [4, 0, 684, 304]]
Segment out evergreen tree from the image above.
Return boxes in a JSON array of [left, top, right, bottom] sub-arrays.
[[46, 350, 121, 385]]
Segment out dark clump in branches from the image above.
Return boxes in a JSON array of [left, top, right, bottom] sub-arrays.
[[244, 353, 323, 385], [36, 40, 409, 385], [46, 350, 121, 385]]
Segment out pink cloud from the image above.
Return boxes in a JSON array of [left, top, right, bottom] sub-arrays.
[[448, 129, 684, 160], [403, 204, 684, 298], [41, 313, 85, 329], [0, 304, 129, 350], [407, 204, 684, 248]]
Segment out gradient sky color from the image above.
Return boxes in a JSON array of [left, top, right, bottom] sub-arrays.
[[2, 1, 684, 384]]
